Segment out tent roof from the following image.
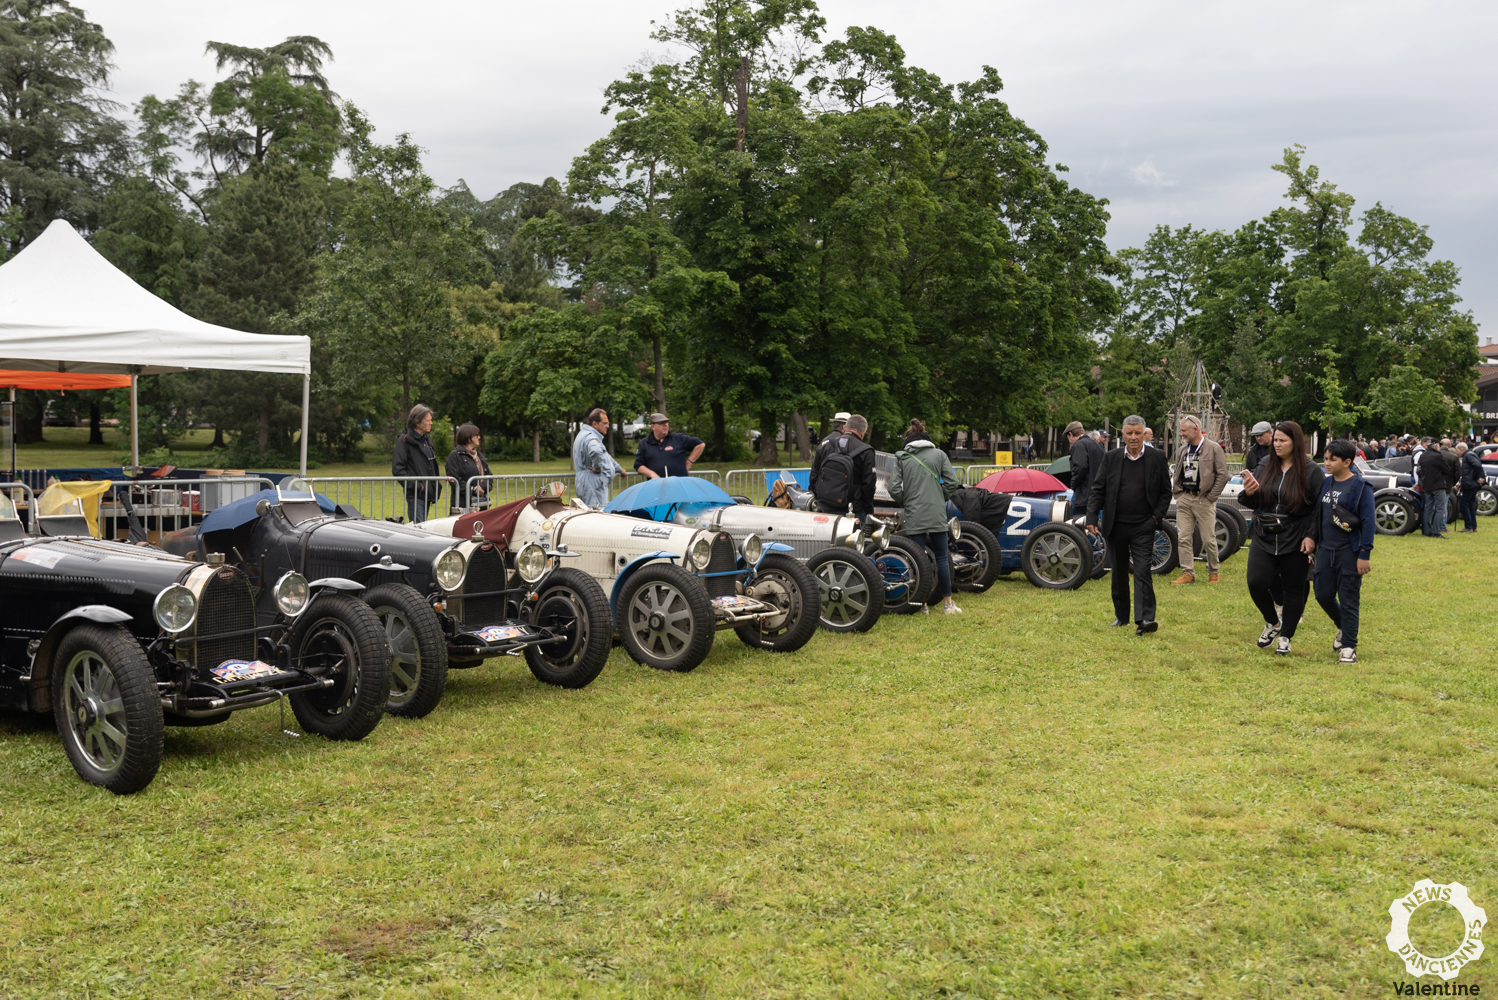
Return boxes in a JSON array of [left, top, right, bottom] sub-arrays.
[[0, 220, 310, 376]]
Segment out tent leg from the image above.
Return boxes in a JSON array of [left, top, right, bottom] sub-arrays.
[[8, 387, 14, 479], [299, 373, 309, 477], [130, 375, 139, 469]]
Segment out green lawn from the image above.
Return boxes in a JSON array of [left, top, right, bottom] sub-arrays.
[[1, 527, 1492, 998]]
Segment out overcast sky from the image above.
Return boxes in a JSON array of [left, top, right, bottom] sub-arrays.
[[86, 0, 1498, 341]]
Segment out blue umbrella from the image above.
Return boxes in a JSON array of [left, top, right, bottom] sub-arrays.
[[604, 476, 735, 521], [199, 488, 336, 534]]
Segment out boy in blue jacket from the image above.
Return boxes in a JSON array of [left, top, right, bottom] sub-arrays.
[[1310, 439, 1375, 663]]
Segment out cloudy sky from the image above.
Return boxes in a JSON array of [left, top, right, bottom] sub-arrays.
[[87, 0, 1497, 340]]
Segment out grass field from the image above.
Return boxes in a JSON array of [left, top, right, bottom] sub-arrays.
[[0, 524, 1492, 998]]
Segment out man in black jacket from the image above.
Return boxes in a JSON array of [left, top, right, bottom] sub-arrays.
[[1456, 441, 1486, 532], [1065, 421, 1103, 505], [1244, 421, 1274, 475], [1086, 415, 1173, 635], [809, 414, 876, 521], [1413, 437, 1451, 537], [393, 403, 441, 523]]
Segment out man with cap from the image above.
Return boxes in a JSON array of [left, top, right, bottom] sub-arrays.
[[1244, 421, 1274, 475], [809, 412, 850, 477], [634, 413, 705, 479], [1064, 421, 1104, 507], [810, 414, 876, 521]]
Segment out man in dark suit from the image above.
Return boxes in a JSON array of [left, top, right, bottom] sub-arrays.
[[1064, 421, 1104, 505], [1086, 415, 1172, 634]]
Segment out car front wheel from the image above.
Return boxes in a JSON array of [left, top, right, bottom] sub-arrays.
[[1020, 522, 1092, 590], [618, 563, 715, 672], [806, 548, 884, 633], [52, 624, 164, 795], [1374, 496, 1416, 535], [522, 568, 613, 688], [876, 536, 935, 614], [736, 553, 821, 652], [287, 593, 391, 741], [1475, 487, 1497, 517], [365, 583, 448, 719]]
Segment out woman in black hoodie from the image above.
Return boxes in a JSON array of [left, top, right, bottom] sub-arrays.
[[1239, 420, 1325, 656]]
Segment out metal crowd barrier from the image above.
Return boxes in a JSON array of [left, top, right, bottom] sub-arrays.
[[962, 464, 1022, 485], [287, 476, 458, 523], [97, 478, 276, 541], [467, 469, 723, 509], [0, 482, 35, 533]]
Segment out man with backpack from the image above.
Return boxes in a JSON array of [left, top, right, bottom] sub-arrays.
[[809, 414, 876, 522]]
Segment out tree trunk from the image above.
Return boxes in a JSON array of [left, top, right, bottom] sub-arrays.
[[734, 55, 749, 151], [88, 402, 104, 445], [652, 331, 666, 414], [211, 426, 224, 449], [532, 427, 541, 463], [752, 409, 779, 467], [791, 412, 812, 462], [14, 389, 43, 445], [711, 401, 726, 460], [257, 407, 269, 459]]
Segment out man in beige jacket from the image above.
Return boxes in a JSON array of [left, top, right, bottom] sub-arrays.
[[1170, 415, 1228, 584]]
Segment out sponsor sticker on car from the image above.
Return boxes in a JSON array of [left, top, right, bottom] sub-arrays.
[[212, 659, 280, 683], [630, 524, 675, 540], [477, 624, 530, 643], [813, 515, 829, 523], [8, 547, 65, 569], [711, 595, 760, 612]]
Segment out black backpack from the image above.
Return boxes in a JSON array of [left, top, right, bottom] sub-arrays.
[[815, 445, 858, 507]]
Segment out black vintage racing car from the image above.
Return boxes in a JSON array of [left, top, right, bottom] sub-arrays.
[[0, 500, 391, 794], [160, 490, 612, 719]]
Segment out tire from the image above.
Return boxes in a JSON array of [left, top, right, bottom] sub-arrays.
[[736, 553, 821, 652], [1474, 486, 1496, 517], [1087, 530, 1108, 580], [1019, 522, 1092, 590], [521, 568, 613, 688], [52, 624, 163, 795], [1374, 495, 1416, 535], [364, 583, 448, 719], [806, 547, 885, 633], [1217, 504, 1249, 557], [877, 535, 935, 614], [286, 592, 391, 741], [952, 520, 1002, 593], [1127, 522, 1179, 575], [618, 562, 715, 672], [1213, 506, 1242, 561]]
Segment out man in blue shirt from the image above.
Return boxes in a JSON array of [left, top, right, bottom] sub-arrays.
[[634, 413, 704, 479], [1309, 438, 1375, 664]]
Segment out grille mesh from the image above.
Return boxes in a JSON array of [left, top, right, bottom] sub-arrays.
[[191, 569, 256, 670], [705, 533, 737, 598], [459, 545, 507, 625]]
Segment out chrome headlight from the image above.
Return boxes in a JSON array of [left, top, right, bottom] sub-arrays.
[[153, 584, 197, 633], [948, 516, 962, 540], [273, 572, 310, 618], [515, 542, 548, 584], [740, 533, 763, 566], [434, 548, 467, 592], [689, 534, 712, 570], [846, 529, 864, 550]]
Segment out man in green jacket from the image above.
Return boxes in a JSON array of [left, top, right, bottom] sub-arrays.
[[888, 419, 962, 614]]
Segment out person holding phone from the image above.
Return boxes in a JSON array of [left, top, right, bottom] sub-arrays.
[[1239, 421, 1325, 656]]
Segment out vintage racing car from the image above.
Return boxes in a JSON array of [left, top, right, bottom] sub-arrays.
[[419, 483, 822, 673], [0, 491, 390, 794], [160, 489, 612, 719], [603, 476, 889, 633]]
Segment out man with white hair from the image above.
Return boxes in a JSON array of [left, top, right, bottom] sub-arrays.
[[1086, 415, 1173, 635], [1169, 414, 1228, 584]]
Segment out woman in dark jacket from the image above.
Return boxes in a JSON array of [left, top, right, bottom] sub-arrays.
[[393, 403, 440, 522], [446, 423, 492, 511], [1239, 420, 1325, 656]]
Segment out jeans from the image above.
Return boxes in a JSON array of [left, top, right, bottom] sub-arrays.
[[1423, 489, 1447, 535], [1174, 492, 1218, 574], [406, 493, 429, 524], [1247, 543, 1312, 638], [1458, 488, 1478, 530], [1313, 545, 1363, 649], [1108, 520, 1158, 624], [914, 531, 953, 600]]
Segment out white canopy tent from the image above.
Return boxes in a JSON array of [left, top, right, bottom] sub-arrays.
[[0, 219, 314, 473]]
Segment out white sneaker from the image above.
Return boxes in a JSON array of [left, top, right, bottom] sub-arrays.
[[1275, 635, 1291, 656], [943, 602, 963, 615], [1332, 630, 1343, 651], [1257, 623, 1280, 648], [1339, 647, 1357, 664], [918, 604, 929, 615]]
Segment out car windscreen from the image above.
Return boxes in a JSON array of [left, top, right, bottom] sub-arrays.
[[279, 499, 326, 526]]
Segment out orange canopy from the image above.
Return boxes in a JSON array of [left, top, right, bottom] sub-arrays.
[[0, 369, 132, 390]]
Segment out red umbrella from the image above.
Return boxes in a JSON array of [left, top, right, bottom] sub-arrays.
[[976, 468, 1068, 495]]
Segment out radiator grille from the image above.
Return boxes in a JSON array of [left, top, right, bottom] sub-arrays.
[[704, 532, 738, 598], [459, 545, 507, 625], [191, 569, 256, 670]]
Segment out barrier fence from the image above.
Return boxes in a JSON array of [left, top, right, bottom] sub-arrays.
[[465, 470, 723, 510], [97, 477, 277, 541], [0, 482, 34, 534], [288, 476, 459, 523]]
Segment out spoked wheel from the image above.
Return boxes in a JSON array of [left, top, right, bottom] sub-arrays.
[[1086, 528, 1108, 580], [877, 536, 935, 614], [521, 568, 613, 687], [1147, 522, 1180, 574], [618, 563, 715, 672], [1020, 522, 1093, 590], [1374, 496, 1416, 535], [806, 548, 884, 633], [287, 593, 390, 740], [51, 625, 163, 795], [1477, 487, 1497, 517], [365, 583, 448, 719], [952, 520, 1002, 593], [736, 553, 820, 652]]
